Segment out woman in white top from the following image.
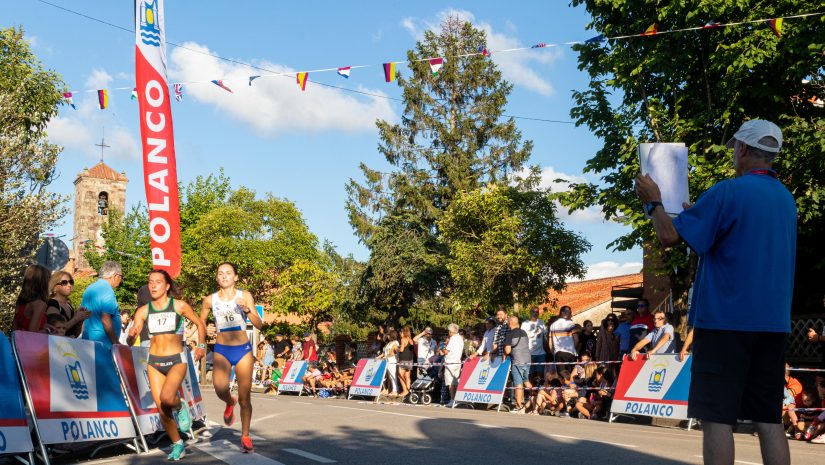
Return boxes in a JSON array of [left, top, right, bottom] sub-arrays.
[[200, 263, 263, 453], [376, 330, 400, 397]]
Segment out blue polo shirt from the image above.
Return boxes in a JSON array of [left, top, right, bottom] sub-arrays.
[[673, 171, 796, 333], [80, 279, 121, 346]]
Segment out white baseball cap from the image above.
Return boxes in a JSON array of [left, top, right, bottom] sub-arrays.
[[725, 119, 782, 153]]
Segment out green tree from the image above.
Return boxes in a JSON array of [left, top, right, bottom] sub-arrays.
[[440, 185, 590, 311], [84, 206, 153, 309], [0, 27, 67, 330], [346, 17, 537, 325], [560, 1, 825, 310], [270, 259, 336, 327]]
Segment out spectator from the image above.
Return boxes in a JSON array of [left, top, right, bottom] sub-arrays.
[[12, 264, 51, 333], [462, 329, 477, 359], [491, 308, 510, 358], [595, 316, 620, 370], [573, 352, 595, 383], [262, 337, 275, 377], [521, 307, 547, 378], [46, 271, 89, 338], [376, 330, 400, 397], [782, 384, 799, 439], [806, 294, 825, 403], [397, 327, 415, 399], [679, 327, 694, 362], [266, 360, 283, 395], [474, 318, 496, 359], [414, 327, 437, 376], [615, 308, 635, 357], [272, 333, 291, 367], [558, 369, 579, 417], [118, 310, 131, 345], [629, 310, 675, 359], [504, 316, 532, 413], [578, 320, 597, 357], [290, 335, 303, 360], [301, 361, 323, 396], [80, 261, 123, 348], [549, 306, 579, 366], [45, 313, 68, 336], [784, 363, 803, 406], [302, 332, 318, 362], [576, 365, 613, 420], [441, 323, 463, 407], [629, 299, 654, 348], [793, 390, 820, 440]]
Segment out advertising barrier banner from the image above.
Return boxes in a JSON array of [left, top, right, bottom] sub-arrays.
[[0, 333, 33, 455], [278, 360, 308, 394], [347, 359, 387, 399], [12, 332, 136, 444], [455, 357, 511, 407], [112, 345, 161, 434], [610, 354, 692, 421], [180, 349, 205, 421]]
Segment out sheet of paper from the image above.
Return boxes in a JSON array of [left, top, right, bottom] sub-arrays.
[[639, 143, 689, 216]]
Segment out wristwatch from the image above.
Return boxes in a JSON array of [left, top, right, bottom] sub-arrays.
[[645, 201, 663, 216], [196, 343, 206, 349]]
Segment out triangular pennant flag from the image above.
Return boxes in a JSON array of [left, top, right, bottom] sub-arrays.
[[296, 72, 308, 91], [337, 67, 351, 79], [477, 45, 490, 57], [249, 75, 261, 86], [532, 42, 547, 48], [702, 20, 720, 29], [97, 89, 108, 110], [211, 80, 233, 93], [585, 34, 605, 43], [131, 87, 138, 100], [767, 18, 783, 37], [641, 23, 658, 36], [383, 62, 396, 82], [174, 83, 183, 102], [428, 58, 444, 75], [62, 92, 76, 110]]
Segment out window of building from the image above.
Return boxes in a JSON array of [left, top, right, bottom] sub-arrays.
[[98, 192, 109, 215]]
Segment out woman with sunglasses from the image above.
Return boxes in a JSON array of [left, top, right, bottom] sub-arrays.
[[200, 262, 262, 453], [629, 309, 675, 360], [46, 271, 90, 338]]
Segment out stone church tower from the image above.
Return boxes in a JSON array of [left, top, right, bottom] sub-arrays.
[[71, 162, 128, 272]]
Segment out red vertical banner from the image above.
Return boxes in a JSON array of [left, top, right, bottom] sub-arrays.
[[135, 0, 181, 277]]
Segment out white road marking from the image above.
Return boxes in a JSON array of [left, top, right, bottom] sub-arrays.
[[293, 401, 312, 405], [325, 404, 433, 419], [251, 413, 281, 423], [460, 421, 502, 429], [548, 433, 638, 449], [283, 448, 337, 463], [196, 439, 286, 465]]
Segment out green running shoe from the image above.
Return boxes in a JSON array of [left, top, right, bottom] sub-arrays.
[[176, 404, 192, 432], [167, 440, 186, 461]]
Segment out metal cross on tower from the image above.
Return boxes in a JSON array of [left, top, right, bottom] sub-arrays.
[[95, 126, 111, 162]]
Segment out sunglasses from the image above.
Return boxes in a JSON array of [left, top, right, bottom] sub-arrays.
[[59, 279, 75, 286], [654, 316, 665, 321]]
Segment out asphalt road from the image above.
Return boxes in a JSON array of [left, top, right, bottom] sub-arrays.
[[40, 389, 824, 465]]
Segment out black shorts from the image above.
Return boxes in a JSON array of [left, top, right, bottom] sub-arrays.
[[688, 329, 787, 425], [554, 351, 577, 365]]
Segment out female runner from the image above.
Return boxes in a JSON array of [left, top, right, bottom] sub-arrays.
[[200, 262, 262, 453], [128, 270, 205, 461]]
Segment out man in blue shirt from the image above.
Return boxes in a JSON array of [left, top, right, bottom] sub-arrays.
[[80, 261, 123, 348], [635, 120, 795, 465]]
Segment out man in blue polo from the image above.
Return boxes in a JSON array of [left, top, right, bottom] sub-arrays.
[[80, 261, 123, 348], [635, 119, 796, 465]]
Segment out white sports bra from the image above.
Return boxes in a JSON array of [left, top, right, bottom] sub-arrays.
[[212, 290, 245, 333]]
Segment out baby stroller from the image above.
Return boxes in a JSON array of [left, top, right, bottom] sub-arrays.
[[409, 364, 439, 405]]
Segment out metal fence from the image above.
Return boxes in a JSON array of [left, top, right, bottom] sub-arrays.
[[789, 313, 825, 364]]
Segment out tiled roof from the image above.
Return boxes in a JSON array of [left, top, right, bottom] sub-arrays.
[[538, 272, 643, 316], [81, 162, 128, 182]]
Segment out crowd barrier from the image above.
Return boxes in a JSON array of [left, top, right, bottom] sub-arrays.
[[454, 357, 511, 410], [278, 360, 308, 394], [609, 354, 692, 425], [1, 332, 204, 465], [348, 359, 387, 401]]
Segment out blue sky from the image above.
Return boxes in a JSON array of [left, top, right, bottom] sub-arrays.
[[7, 1, 642, 280]]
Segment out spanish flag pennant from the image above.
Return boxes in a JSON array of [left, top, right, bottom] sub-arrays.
[[296, 72, 308, 91], [641, 23, 658, 36], [767, 18, 783, 37], [383, 62, 396, 82], [97, 89, 108, 110]]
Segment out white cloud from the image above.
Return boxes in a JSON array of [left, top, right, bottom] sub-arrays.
[[514, 166, 605, 223], [47, 70, 140, 161], [168, 42, 396, 135], [402, 9, 562, 96], [579, 261, 643, 281], [85, 69, 113, 90]]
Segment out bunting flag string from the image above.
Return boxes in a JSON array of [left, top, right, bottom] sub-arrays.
[[174, 83, 183, 101], [130, 87, 137, 100], [56, 10, 822, 109]]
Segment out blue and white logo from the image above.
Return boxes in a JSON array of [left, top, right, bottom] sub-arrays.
[[477, 364, 490, 384], [364, 365, 375, 383], [139, 1, 161, 47], [648, 367, 666, 393], [65, 361, 89, 400]]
